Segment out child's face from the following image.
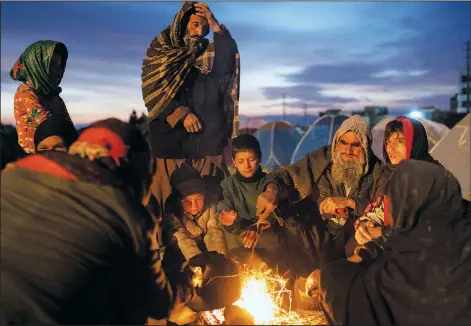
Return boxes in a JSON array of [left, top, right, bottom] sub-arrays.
[[233, 151, 260, 178], [385, 131, 407, 165], [181, 193, 205, 216]]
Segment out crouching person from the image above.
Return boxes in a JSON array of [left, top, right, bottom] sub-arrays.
[[218, 135, 314, 274], [348, 116, 443, 254], [164, 165, 227, 262], [217, 134, 316, 311], [162, 165, 232, 325], [0, 118, 193, 325]]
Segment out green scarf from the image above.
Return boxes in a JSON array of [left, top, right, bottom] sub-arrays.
[[10, 40, 68, 96]]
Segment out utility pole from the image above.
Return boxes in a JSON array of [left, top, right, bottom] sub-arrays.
[[303, 102, 308, 126], [282, 93, 286, 121]]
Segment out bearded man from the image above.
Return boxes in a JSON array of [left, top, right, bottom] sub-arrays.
[[141, 1, 240, 216], [255, 115, 383, 265]]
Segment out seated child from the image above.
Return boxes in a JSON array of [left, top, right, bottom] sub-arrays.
[[351, 117, 441, 251], [163, 165, 227, 263], [217, 134, 313, 278], [162, 165, 228, 325]]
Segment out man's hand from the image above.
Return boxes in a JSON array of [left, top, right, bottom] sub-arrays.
[[241, 229, 259, 249], [319, 197, 355, 215], [219, 210, 237, 226], [256, 186, 279, 223], [194, 3, 221, 33], [355, 221, 382, 245], [183, 113, 202, 133]]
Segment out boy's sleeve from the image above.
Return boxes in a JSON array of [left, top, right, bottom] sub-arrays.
[[217, 178, 235, 212], [165, 215, 202, 261], [204, 207, 227, 256]]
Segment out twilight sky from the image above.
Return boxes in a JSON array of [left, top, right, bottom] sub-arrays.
[[1, 1, 469, 124]]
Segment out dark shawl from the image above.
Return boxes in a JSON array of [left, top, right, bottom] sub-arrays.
[[320, 159, 471, 325]]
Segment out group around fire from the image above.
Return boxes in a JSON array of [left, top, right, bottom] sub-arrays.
[[1, 2, 470, 325]]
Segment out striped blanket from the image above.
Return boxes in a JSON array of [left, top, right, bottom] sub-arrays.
[[141, 1, 240, 138]]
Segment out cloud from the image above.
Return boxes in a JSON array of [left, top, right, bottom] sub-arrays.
[[262, 85, 358, 104], [260, 2, 469, 111], [1, 1, 468, 123]]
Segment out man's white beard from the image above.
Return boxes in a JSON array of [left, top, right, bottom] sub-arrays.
[[184, 34, 204, 54], [331, 151, 366, 190]]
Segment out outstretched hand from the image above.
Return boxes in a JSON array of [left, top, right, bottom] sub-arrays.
[[241, 222, 270, 249], [219, 210, 237, 226], [256, 187, 279, 223]]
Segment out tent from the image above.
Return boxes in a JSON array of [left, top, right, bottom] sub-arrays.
[[290, 114, 350, 164], [239, 117, 268, 135], [254, 121, 301, 171], [371, 116, 450, 162], [430, 114, 470, 200]]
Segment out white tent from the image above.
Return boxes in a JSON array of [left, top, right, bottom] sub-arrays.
[[290, 114, 350, 163], [371, 116, 450, 162], [254, 121, 301, 171], [430, 114, 470, 200]]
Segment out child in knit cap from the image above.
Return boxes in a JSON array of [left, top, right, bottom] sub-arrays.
[[163, 165, 227, 262]]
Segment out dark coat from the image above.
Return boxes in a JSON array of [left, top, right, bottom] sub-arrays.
[[0, 153, 172, 325], [271, 144, 383, 265], [319, 160, 471, 325], [149, 30, 238, 159]]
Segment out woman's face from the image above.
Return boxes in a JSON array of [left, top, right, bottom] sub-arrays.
[[385, 131, 407, 165], [181, 193, 205, 216], [49, 53, 64, 85]]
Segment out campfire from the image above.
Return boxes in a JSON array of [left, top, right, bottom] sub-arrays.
[[199, 266, 326, 325], [233, 267, 291, 324]]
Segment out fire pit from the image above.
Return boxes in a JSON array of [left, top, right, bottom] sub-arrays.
[[197, 267, 326, 325]]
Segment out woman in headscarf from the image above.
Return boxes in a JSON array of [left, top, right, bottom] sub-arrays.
[[0, 118, 194, 325], [10, 40, 73, 154], [307, 159, 471, 325], [349, 116, 441, 249]]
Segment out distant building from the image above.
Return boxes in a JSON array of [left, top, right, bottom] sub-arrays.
[[364, 106, 388, 116], [450, 93, 458, 112], [457, 71, 470, 113], [361, 106, 388, 125]]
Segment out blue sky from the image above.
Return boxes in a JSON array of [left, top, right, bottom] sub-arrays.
[[1, 1, 469, 124]]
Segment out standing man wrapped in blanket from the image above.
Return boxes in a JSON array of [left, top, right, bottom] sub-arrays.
[[141, 1, 240, 217]]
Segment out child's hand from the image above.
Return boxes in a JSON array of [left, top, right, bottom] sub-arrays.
[[241, 230, 259, 249], [219, 210, 237, 226]]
